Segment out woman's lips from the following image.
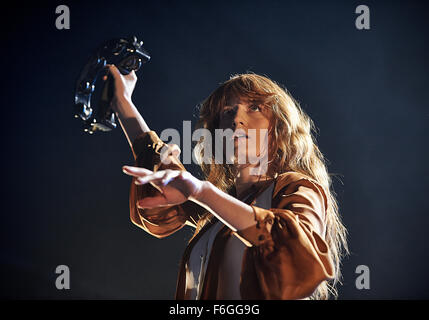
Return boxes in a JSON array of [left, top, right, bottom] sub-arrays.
[[233, 136, 248, 143], [232, 131, 249, 139]]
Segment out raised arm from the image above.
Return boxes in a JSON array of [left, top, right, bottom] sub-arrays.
[[105, 64, 150, 151], [106, 65, 204, 237]]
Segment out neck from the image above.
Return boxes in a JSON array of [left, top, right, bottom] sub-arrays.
[[234, 164, 270, 199]]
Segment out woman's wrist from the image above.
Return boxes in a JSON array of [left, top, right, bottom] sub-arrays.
[[112, 97, 151, 145], [189, 180, 257, 232], [190, 180, 214, 205]]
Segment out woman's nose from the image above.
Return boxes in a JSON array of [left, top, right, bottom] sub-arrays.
[[231, 106, 245, 129], [232, 119, 244, 129]]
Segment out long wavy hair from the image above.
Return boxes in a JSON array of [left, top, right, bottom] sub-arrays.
[[193, 73, 349, 300]]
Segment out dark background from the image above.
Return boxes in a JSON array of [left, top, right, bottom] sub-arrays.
[[1, 0, 428, 299]]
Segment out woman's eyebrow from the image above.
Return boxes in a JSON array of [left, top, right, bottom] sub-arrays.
[[223, 104, 239, 109]]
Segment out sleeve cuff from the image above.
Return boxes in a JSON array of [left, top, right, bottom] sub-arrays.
[[232, 205, 276, 247], [132, 131, 164, 160], [131, 131, 185, 172]]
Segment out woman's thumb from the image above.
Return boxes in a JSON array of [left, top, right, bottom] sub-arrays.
[[106, 64, 121, 78]]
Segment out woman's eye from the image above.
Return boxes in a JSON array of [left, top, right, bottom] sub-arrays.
[[249, 104, 261, 112]]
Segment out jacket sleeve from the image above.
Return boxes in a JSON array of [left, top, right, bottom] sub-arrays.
[[232, 177, 335, 299], [129, 131, 204, 238]]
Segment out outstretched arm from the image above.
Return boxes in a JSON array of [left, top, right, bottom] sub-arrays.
[[122, 167, 262, 233], [122, 167, 335, 299]]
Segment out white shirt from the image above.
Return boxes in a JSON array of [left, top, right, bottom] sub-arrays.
[[185, 182, 275, 299]]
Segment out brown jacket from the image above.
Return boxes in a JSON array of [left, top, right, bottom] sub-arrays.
[[129, 131, 335, 300]]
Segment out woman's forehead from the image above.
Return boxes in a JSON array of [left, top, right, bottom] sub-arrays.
[[224, 95, 242, 106], [224, 95, 255, 107]]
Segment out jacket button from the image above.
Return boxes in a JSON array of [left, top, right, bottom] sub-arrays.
[[258, 235, 265, 241]]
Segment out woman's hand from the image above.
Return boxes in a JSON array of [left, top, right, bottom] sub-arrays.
[[122, 166, 206, 209], [103, 64, 137, 111]]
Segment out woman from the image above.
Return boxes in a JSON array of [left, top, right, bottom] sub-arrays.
[[105, 65, 348, 300]]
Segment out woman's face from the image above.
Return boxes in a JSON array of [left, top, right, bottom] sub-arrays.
[[218, 96, 272, 170]]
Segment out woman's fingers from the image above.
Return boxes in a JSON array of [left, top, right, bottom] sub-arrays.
[[105, 64, 136, 81], [126, 69, 137, 81], [124, 168, 185, 198], [160, 170, 181, 186], [168, 144, 181, 157], [134, 170, 183, 196], [122, 165, 153, 177], [160, 144, 182, 165], [134, 170, 167, 185], [106, 64, 121, 78]]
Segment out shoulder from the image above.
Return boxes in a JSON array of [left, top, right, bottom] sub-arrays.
[[273, 171, 320, 194], [273, 171, 328, 210]]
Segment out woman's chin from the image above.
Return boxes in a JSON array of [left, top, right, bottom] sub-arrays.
[[232, 151, 248, 165]]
